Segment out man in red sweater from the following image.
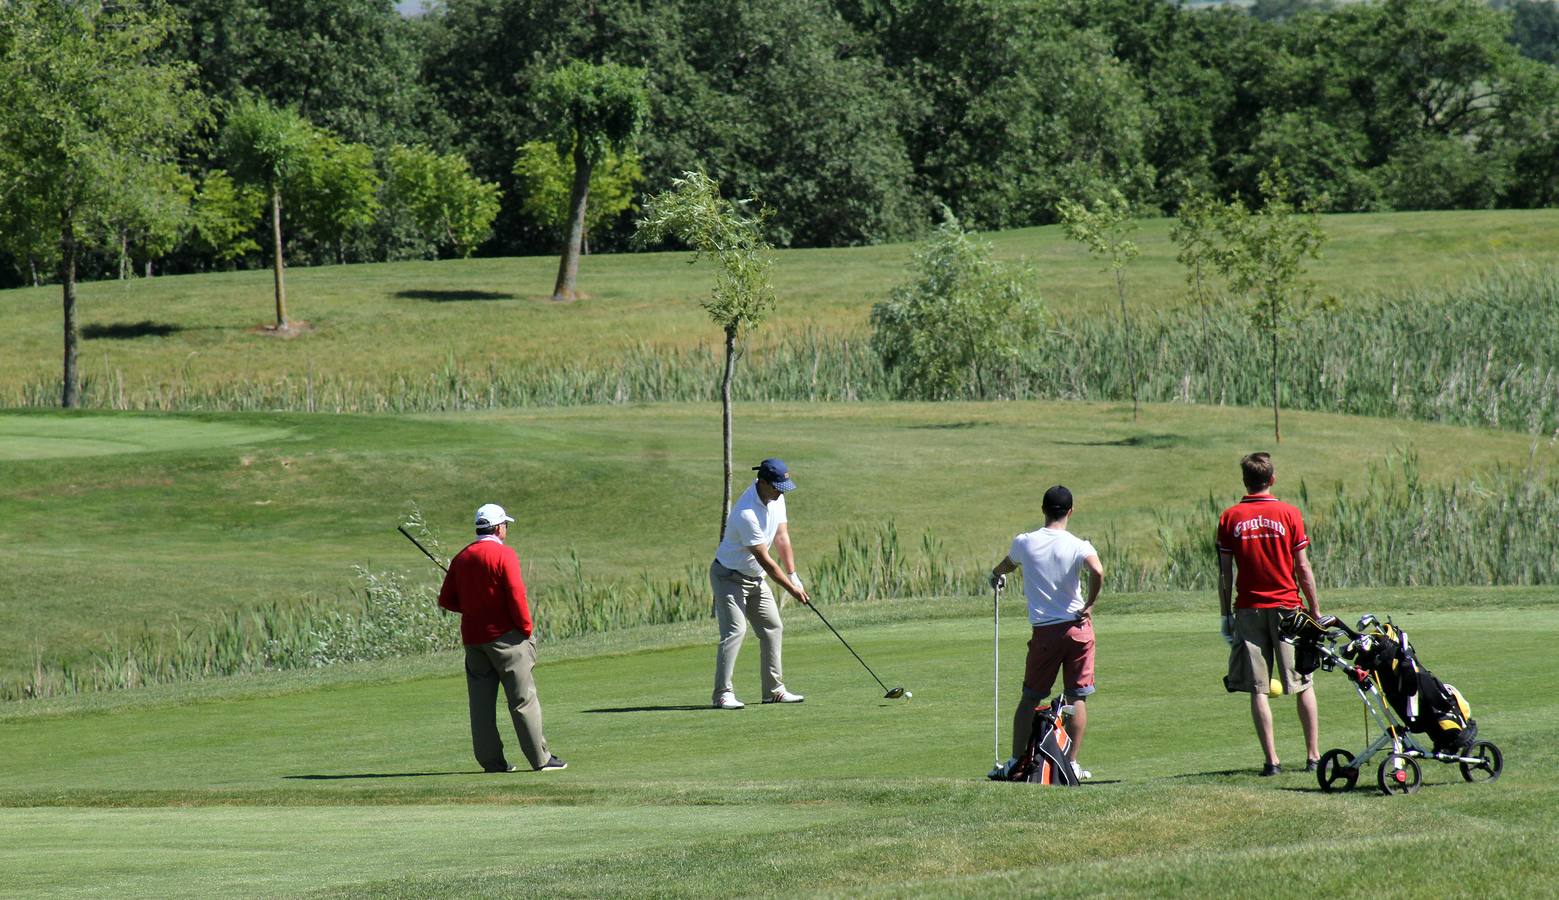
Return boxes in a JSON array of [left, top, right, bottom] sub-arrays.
[[1217, 453, 1321, 777], [438, 503, 566, 773]]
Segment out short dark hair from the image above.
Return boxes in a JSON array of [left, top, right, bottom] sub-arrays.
[[1042, 485, 1073, 521], [476, 525, 500, 536], [1241, 452, 1274, 492]]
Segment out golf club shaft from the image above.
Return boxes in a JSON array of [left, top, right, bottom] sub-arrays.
[[398, 525, 448, 574], [805, 602, 890, 694], [994, 583, 1001, 767]]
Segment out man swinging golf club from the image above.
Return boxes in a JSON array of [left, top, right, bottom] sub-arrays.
[[988, 485, 1104, 782], [438, 503, 566, 773], [710, 458, 808, 709]]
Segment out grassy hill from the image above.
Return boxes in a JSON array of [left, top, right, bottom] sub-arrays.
[[2, 589, 1554, 896], [2, 401, 1553, 690], [2, 209, 1556, 399]]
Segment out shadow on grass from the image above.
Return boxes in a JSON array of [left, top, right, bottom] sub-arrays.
[[906, 421, 989, 430], [283, 771, 473, 780], [82, 320, 183, 339], [396, 289, 516, 302], [1055, 434, 1187, 449], [582, 705, 714, 714]]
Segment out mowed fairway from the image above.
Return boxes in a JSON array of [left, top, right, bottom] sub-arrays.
[[2, 401, 1554, 684], [2, 590, 1555, 897]]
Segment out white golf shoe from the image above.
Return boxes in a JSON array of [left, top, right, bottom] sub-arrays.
[[713, 692, 745, 710], [763, 687, 804, 704], [1071, 760, 1092, 781]]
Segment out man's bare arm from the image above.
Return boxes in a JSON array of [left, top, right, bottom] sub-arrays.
[[1217, 551, 1234, 617], [750, 542, 809, 604], [1294, 546, 1321, 617], [772, 522, 796, 576], [1080, 554, 1104, 618]]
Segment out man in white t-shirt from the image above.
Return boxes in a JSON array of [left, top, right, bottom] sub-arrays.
[[710, 458, 811, 709], [988, 485, 1105, 780]]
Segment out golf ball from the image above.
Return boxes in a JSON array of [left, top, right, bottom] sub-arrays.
[[904, 691, 912, 699]]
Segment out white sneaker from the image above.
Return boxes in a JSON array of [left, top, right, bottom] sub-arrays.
[[763, 687, 804, 704], [1071, 760, 1092, 781], [713, 693, 745, 710]]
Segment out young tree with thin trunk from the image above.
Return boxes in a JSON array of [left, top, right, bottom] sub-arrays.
[[538, 62, 648, 302], [637, 172, 776, 540], [1169, 186, 1224, 366], [0, 1, 206, 407], [1214, 166, 1326, 443], [1059, 189, 1142, 420], [221, 98, 313, 331]]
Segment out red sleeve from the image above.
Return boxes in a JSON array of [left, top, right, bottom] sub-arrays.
[[437, 561, 461, 613], [1291, 507, 1309, 551], [503, 547, 533, 638]]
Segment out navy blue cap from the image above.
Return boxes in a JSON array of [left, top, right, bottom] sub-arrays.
[[753, 458, 796, 493]]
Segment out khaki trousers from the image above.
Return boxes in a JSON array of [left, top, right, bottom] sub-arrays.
[[464, 630, 550, 770], [710, 560, 785, 700]]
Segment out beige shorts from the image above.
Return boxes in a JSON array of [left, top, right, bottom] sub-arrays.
[[1224, 607, 1312, 694]]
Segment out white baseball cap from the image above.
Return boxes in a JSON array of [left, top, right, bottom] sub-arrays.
[[474, 503, 515, 529]]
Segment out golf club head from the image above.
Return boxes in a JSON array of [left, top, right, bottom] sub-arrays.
[[884, 687, 908, 699]]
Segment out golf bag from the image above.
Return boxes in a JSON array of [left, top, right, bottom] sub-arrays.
[[1008, 696, 1079, 786], [1349, 621, 1476, 752]]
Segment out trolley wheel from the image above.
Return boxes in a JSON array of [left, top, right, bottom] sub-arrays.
[[1459, 740, 1503, 783], [1316, 748, 1359, 793], [1376, 753, 1422, 796]]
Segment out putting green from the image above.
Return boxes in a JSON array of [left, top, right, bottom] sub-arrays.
[[0, 414, 288, 461]]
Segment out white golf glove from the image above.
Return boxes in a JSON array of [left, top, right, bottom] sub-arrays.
[[989, 572, 1006, 591], [788, 572, 803, 591], [1220, 614, 1236, 646]]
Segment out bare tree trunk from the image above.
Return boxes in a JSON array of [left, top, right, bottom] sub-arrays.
[[60, 209, 79, 409], [29, 255, 40, 287], [719, 323, 737, 542], [1118, 269, 1138, 421], [1270, 298, 1281, 444], [119, 230, 128, 280], [145, 259, 153, 278], [551, 139, 591, 302], [271, 186, 288, 329]]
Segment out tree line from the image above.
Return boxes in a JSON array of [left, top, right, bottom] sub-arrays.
[[3, 0, 1558, 294]]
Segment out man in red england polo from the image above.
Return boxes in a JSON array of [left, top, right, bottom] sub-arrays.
[[438, 503, 566, 773], [1218, 453, 1321, 776]]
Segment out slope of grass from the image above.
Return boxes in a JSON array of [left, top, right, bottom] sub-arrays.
[[1, 588, 1553, 897], [1, 209, 1556, 394], [2, 401, 1552, 685]]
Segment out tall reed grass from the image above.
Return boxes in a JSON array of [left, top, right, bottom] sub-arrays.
[[7, 452, 1552, 701], [10, 269, 1558, 433]]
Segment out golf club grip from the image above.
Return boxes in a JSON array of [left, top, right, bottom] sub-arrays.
[[398, 525, 449, 573]]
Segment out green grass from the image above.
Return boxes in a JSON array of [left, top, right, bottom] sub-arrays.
[[2, 209, 1556, 394], [1, 588, 1553, 897], [3, 401, 1553, 687]]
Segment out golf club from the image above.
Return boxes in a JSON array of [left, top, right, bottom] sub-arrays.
[[803, 601, 908, 700], [993, 580, 1001, 769], [398, 525, 448, 574]]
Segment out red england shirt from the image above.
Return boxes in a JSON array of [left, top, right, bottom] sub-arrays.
[[1216, 494, 1309, 609], [437, 536, 534, 644]]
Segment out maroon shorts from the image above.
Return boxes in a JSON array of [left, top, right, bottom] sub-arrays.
[[1023, 619, 1096, 700]]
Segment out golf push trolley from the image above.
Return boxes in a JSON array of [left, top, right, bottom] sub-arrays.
[[1280, 610, 1504, 796]]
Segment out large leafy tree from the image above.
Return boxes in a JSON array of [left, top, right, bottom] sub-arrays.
[[171, 0, 436, 147], [537, 61, 648, 302], [512, 140, 642, 254], [384, 145, 501, 258], [637, 172, 776, 538], [0, 0, 206, 407]]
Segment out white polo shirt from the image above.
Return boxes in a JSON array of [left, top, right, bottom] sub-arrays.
[[1010, 527, 1098, 626], [715, 482, 788, 576]]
